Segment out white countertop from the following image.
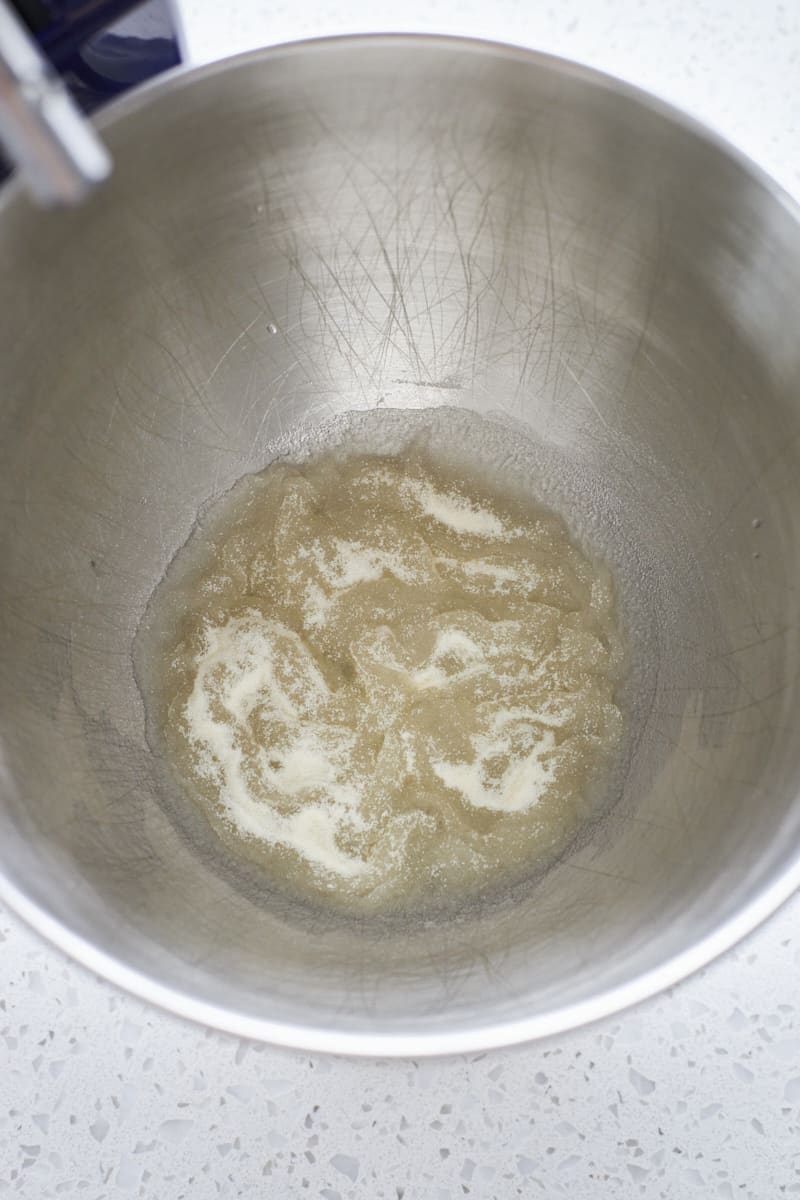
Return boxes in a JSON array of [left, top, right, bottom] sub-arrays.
[[3, 2, 800, 1196]]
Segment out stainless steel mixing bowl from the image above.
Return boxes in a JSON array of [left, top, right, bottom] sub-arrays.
[[1, 36, 799, 1056]]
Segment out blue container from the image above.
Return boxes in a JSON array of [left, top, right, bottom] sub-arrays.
[[11, 0, 182, 111]]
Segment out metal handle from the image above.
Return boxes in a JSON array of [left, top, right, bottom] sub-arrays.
[[0, 0, 111, 206]]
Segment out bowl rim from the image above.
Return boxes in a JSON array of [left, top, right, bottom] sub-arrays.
[[2, 31, 800, 1057]]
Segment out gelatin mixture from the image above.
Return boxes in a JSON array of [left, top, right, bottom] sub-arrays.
[[147, 413, 625, 914]]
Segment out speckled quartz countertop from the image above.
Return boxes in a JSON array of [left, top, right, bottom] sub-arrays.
[[3, 2, 800, 1197]]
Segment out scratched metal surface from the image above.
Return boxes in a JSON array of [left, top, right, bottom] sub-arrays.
[[0, 39, 799, 1053]]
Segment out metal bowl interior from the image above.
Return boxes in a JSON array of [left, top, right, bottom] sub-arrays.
[[1, 36, 799, 1055]]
